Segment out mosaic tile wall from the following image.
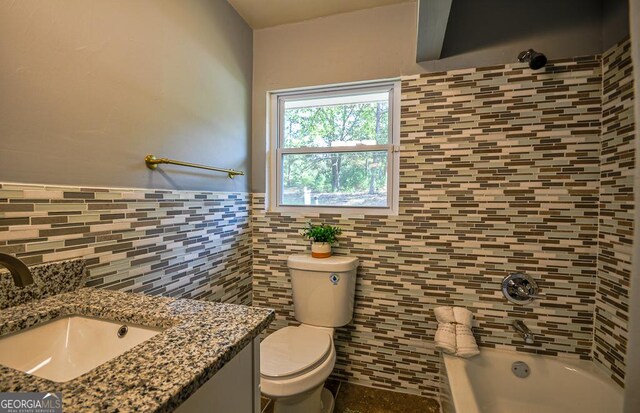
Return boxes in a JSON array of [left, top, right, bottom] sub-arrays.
[[252, 55, 603, 396], [0, 183, 252, 305], [594, 37, 635, 388]]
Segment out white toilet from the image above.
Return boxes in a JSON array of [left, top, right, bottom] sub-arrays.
[[260, 254, 359, 413]]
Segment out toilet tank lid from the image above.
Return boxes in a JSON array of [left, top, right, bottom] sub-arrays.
[[287, 255, 359, 272]]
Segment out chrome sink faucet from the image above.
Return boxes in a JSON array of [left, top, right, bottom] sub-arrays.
[[0, 253, 34, 288], [512, 320, 536, 345]]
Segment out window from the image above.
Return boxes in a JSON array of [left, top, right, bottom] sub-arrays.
[[268, 81, 400, 214]]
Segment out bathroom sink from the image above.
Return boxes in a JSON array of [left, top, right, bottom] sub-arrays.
[[0, 315, 162, 382]]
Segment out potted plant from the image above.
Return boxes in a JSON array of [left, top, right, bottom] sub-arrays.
[[301, 222, 342, 258]]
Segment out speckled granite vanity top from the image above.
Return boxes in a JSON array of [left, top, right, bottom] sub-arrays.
[[0, 288, 274, 412]]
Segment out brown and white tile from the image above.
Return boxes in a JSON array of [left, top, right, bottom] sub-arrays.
[[594, 36, 635, 388], [0, 183, 252, 305], [252, 53, 605, 397]]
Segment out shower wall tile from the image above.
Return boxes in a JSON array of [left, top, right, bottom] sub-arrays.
[[0, 183, 252, 306], [252, 55, 602, 396], [595, 37, 635, 388]]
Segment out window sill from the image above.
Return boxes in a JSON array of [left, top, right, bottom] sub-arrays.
[[268, 205, 399, 217]]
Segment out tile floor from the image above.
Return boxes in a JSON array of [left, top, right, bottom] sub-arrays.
[[261, 380, 440, 413]]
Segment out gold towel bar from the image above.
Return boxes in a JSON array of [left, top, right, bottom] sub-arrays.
[[144, 155, 244, 179]]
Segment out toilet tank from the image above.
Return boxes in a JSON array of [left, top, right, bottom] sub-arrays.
[[287, 254, 359, 328]]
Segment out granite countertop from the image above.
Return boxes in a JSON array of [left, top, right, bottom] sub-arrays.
[[0, 288, 275, 412]]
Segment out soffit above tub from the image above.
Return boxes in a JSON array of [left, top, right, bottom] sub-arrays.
[[227, 0, 415, 29]]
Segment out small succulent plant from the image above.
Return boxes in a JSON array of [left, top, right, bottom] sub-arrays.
[[301, 222, 342, 245]]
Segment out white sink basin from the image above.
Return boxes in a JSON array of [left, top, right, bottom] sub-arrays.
[[0, 315, 162, 382]]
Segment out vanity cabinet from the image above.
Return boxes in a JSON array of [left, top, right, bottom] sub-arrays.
[[175, 338, 260, 413]]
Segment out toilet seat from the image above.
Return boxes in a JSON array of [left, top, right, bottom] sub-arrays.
[[261, 326, 332, 379], [260, 325, 337, 401]]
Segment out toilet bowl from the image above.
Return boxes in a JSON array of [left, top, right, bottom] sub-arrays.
[[260, 325, 336, 413], [260, 255, 359, 413]]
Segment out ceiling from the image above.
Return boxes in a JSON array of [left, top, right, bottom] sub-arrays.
[[227, 0, 415, 29]]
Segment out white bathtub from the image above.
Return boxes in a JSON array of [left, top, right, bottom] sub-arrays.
[[442, 348, 623, 413]]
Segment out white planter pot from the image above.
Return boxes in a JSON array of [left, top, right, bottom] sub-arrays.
[[311, 242, 332, 258]]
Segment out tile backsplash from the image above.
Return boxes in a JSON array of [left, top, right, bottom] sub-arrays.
[[0, 258, 86, 309], [0, 183, 252, 305]]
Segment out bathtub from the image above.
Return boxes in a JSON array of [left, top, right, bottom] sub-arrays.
[[442, 348, 623, 413]]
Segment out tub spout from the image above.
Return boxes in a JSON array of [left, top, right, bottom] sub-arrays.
[[512, 320, 536, 345]]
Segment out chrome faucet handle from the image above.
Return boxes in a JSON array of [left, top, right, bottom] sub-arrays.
[[523, 293, 546, 299], [502, 273, 542, 305], [509, 281, 546, 300]]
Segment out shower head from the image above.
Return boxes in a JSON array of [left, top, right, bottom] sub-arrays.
[[517, 49, 547, 70]]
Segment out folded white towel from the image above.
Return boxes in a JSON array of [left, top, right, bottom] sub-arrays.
[[434, 306, 480, 357], [435, 323, 457, 354], [434, 306, 456, 324], [453, 307, 473, 327], [455, 324, 480, 358]]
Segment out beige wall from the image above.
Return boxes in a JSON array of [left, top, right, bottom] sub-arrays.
[[0, 0, 252, 192], [251, 1, 616, 192]]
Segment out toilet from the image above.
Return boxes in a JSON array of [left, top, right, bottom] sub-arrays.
[[260, 254, 359, 413]]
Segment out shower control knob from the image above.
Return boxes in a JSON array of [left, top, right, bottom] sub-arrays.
[[501, 273, 541, 305]]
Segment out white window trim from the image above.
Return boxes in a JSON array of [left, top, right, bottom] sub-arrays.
[[267, 79, 401, 215]]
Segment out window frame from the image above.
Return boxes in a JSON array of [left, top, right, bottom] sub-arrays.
[[267, 80, 400, 215]]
